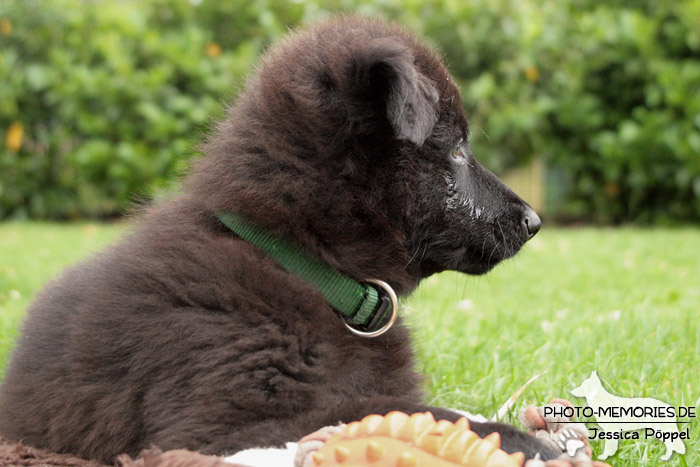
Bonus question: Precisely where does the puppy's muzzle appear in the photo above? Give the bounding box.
[521,205,541,241]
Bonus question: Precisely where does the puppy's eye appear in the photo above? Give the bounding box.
[452,139,465,160]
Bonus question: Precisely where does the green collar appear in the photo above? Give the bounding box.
[217,213,397,337]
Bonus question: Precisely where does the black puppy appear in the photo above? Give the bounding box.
[0,16,551,463]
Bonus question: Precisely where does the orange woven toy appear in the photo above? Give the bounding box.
[307,411,524,467]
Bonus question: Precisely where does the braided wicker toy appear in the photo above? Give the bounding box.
[305,411,524,467]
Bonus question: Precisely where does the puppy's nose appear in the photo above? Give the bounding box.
[522,206,541,240]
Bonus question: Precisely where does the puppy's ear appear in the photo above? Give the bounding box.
[348,38,439,145]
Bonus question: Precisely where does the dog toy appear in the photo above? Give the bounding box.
[295,411,525,466]
[296,401,613,467]
[519,399,611,467]
[118,401,613,467]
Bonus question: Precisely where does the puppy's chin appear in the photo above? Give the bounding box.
[457,244,524,275]
[452,255,503,276]
[420,241,523,277]
[419,258,497,278]
[456,262,497,276]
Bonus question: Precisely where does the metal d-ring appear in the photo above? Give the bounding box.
[344,278,398,338]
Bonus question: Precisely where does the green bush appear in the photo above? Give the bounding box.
[0,0,264,218]
[522,1,700,223]
[1,0,699,222]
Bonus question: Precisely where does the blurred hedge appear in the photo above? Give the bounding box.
[1,0,699,222]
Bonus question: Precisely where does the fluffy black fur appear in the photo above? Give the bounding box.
[0,16,551,463]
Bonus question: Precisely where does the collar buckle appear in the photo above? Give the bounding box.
[343,279,397,338]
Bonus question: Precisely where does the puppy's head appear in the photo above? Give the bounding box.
[192,16,540,294]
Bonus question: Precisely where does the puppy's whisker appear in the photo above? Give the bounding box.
[496,219,508,257]
[419,242,429,264]
[473,124,491,143]
[487,240,500,266]
[405,241,423,268]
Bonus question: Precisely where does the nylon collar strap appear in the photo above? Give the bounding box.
[217,213,397,337]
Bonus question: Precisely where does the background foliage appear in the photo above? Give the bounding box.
[1,0,699,222]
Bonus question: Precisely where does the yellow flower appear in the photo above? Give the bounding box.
[0,19,11,36]
[6,122,23,153]
[605,182,620,198]
[206,42,222,58]
[524,65,540,83]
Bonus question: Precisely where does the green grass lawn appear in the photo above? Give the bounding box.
[0,222,698,465]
